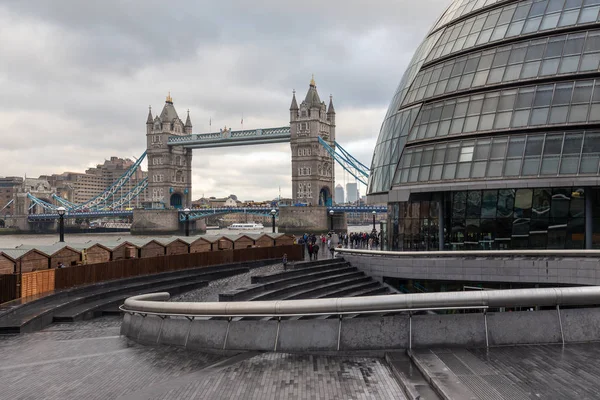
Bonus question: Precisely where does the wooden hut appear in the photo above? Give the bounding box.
[106,241,139,261]
[188,237,213,253]
[48,246,81,268]
[273,233,295,246]
[83,243,112,264]
[163,238,190,256]
[231,234,255,249]
[211,235,234,250]
[0,252,16,274]
[138,240,166,258]
[248,233,274,248]
[16,244,81,268]
[3,249,50,273]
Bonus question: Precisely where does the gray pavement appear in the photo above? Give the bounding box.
[0,316,404,400]
[412,345,600,399]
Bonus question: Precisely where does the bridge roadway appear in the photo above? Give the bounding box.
[25,205,387,221]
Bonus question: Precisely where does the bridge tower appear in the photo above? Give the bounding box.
[145,94,193,209]
[290,76,336,206]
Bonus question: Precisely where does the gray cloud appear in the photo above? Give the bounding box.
[0,0,451,200]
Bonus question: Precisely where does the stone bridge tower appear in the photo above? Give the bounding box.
[290,76,336,206]
[145,94,193,209]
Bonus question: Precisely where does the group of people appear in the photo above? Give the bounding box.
[340,232,380,250]
[295,230,381,260]
[297,233,335,260]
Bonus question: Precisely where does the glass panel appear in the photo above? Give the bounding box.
[497,189,515,218]
[514,188,533,218]
[482,190,498,218]
[491,138,508,158]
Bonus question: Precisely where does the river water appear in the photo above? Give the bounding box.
[0,225,374,248]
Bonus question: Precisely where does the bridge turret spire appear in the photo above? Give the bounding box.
[166,92,173,104]
[290,89,298,110]
[185,109,193,134]
[146,106,153,124]
[304,75,321,108]
[327,95,335,114]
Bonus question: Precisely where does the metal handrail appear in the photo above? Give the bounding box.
[335,248,600,257]
[120,287,600,318]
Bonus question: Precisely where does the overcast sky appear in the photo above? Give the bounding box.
[0,0,451,202]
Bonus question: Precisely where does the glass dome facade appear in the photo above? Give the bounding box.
[368,0,600,251]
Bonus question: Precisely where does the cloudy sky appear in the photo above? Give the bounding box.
[0,0,451,202]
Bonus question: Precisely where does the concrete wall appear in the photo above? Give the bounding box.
[131,209,180,235]
[278,206,347,234]
[342,253,600,286]
[122,306,600,351]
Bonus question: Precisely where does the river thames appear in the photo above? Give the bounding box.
[0,225,374,248]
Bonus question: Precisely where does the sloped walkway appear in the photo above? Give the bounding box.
[0,317,405,400]
[410,345,600,399]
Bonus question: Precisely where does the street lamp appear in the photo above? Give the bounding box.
[329,209,334,232]
[57,207,66,242]
[372,210,377,233]
[270,209,277,233]
[183,208,191,237]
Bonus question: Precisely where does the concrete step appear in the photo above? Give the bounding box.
[0,265,251,334]
[316,280,382,298]
[408,349,479,400]
[284,257,346,270]
[249,271,366,301]
[219,266,358,302]
[251,262,350,284]
[284,277,375,300]
[350,286,390,297]
[385,351,441,400]
[52,278,210,322]
[53,267,248,322]
[0,261,262,321]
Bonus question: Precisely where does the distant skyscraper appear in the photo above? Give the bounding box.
[346,182,358,204]
[335,184,344,204]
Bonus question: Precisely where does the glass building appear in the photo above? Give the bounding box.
[367,0,600,250]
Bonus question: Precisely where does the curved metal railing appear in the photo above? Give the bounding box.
[335,248,600,258]
[121,287,600,318]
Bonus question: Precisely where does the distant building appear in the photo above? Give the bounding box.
[43,156,147,205]
[0,177,23,216]
[346,183,358,204]
[335,184,344,204]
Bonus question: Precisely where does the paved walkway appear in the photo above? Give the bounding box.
[0,317,404,400]
[412,345,600,399]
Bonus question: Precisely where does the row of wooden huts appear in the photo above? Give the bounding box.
[0,233,295,274]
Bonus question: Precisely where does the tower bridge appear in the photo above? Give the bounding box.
[19,77,375,234]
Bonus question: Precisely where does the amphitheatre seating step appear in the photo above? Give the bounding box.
[52,278,212,322]
[0,262,260,321]
[251,262,350,284]
[52,267,248,322]
[0,265,251,334]
[248,271,366,301]
[284,257,346,270]
[350,286,390,297]
[220,266,358,302]
[314,280,382,299]
[282,276,374,300]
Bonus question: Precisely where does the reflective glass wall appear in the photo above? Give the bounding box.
[369,0,600,198]
[388,187,600,250]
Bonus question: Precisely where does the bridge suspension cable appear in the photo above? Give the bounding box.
[27,193,58,212]
[105,178,148,210]
[71,151,147,211]
[0,199,13,213]
[317,137,369,186]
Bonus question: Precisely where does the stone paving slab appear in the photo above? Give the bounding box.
[1,316,405,400]
[413,345,600,400]
[126,353,405,400]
